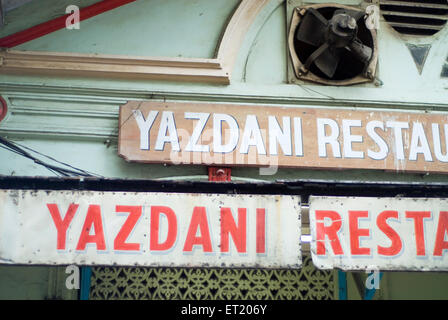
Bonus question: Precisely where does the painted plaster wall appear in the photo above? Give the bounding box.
[13,0,241,58]
[345,271,448,300]
[0,265,77,299]
[0,266,51,299]
[0,0,447,299]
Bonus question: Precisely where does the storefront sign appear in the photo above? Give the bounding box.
[119,101,448,174]
[309,196,448,271]
[0,190,301,268]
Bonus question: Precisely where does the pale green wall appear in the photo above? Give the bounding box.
[0,265,77,300]
[5,136,448,183]
[0,266,51,299]
[14,0,240,58]
[239,2,287,84]
[0,0,99,38]
[345,271,448,300]
[381,272,448,300]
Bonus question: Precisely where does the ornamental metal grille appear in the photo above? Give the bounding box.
[89,255,335,300]
[379,0,448,36]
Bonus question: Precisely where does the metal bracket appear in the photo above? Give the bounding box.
[80,267,92,300]
[338,271,348,300]
[208,167,231,182]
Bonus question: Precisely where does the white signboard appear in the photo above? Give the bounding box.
[0,190,301,268]
[309,196,448,271]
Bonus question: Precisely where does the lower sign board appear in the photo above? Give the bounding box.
[309,196,448,271]
[0,190,301,268]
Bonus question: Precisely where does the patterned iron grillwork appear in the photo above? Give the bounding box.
[89,255,335,300]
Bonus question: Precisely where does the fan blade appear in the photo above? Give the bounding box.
[296,8,328,47]
[347,39,373,64]
[314,47,342,78]
[333,8,365,21]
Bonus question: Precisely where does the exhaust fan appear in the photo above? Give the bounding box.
[288,4,378,86]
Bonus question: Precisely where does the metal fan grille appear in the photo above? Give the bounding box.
[380,0,448,36]
[293,6,374,81]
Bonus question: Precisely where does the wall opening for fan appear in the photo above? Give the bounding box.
[288,4,378,86]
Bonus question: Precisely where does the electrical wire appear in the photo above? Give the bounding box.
[0,143,70,177]
[11,139,102,177]
[0,135,103,178]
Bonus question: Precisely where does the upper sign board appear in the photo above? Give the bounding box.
[309,196,448,271]
[0,190,301,268]
[119,101,448,174]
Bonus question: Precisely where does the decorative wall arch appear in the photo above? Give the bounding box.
[0,0,270,84]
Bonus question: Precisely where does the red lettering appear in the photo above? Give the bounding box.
[150,206,177,251]
[220,208,247,253]
[76,204,106,251]
[349,210,370,255]
[114,205,142,251]
[256,208,266,254]
[183,207,212,252]
[377,210,402,256]
[315,210,343,255]
[434,211,448,256]
[47,203,79,250]
[406,211,431,256]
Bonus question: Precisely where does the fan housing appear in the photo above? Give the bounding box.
[288,4,378,86]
